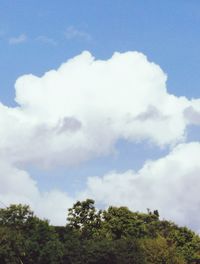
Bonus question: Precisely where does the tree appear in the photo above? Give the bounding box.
[141,236,186,263]
[0,225,25,264]
[67,199,102,239]
[1,201,200,263]
[101,206,159,239]
[0,204,34,229]
[0,204,64,264]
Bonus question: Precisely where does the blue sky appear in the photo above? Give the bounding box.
[1,0,200,228]
[1,0,200,105]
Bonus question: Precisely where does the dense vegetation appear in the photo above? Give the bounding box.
[0,199,200,263]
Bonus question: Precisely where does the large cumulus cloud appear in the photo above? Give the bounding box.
[1,51,200,228]
[1,51,199,167]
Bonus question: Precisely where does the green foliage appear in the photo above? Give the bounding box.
[153,219,200,262]
[101,206,159,240]
[0,204,33,228]
[141,236,186,263]
[67,199,102,239]
[0,204,63,264]
[23,218,64,264]
[0,200,200,263]
[0,226,25,264]
[80,238,144,264]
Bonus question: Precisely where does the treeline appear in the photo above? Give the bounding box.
[0,199,200,263]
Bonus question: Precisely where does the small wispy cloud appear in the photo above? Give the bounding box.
[65,26,91,41]
[9,34,27,45]
[36,35,57,45]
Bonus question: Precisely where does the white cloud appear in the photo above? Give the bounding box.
[1,51,200,228]
[65,26,91,41]
[0,160,74,225]
[36,35,57,45]
[81,142,200,231]
[9,34,27,44]
[2,141,200,229]
[0,50,198,168]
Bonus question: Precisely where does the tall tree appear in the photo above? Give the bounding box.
[67,199,102,239]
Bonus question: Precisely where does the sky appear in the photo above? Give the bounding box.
[1,0,200,230]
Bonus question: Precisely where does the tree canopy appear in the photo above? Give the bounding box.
[0,200,200,263]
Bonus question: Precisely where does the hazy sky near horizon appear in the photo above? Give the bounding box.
[1,0,200,230]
